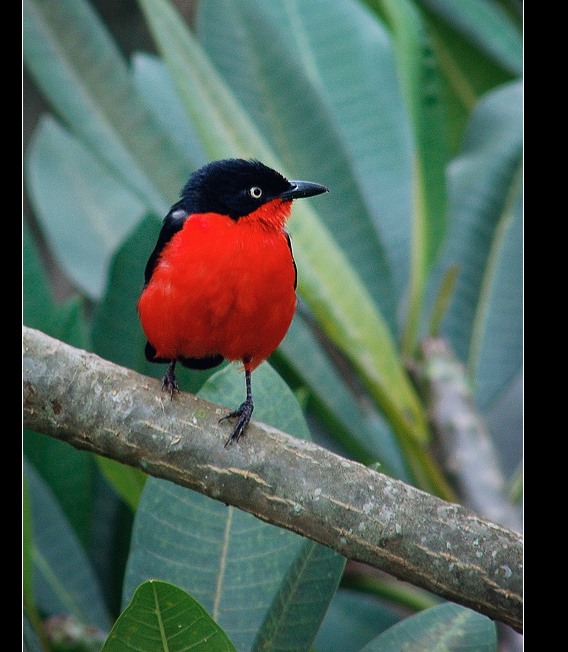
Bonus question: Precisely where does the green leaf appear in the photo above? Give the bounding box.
[23,475,35,615]
[23,221,57,331]
[314,589,401,651]
[507,461,523,505]
[24,431,97,548]
[371,0,449,355]
[471,179,522,409]
[23,221,90,349]
[417,0,523,75]
[96,457,147,512]
[252,541,345,651]
[124,480,305,651]
[428,264,460,337]
[24,458,112,632]
[438,81,522,410]
[360,602,496,651]
[87,475,136,621]
[23,0,189,211]
[23,611,44,652]
[485,371,522,478]
[417,0,520,152]
[123,364,339,651]
[103,580,236,652]
[26,117,147,299]
[48,298,90,350]
[92,214,160,374]
[132,53,209,171]
[138,0,263,161]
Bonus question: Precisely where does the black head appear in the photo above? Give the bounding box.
[179,158,328,220]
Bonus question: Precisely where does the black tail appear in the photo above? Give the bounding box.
[145,341,224,370]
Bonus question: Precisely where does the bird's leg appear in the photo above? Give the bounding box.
[162,360,179,398]
[221,369,254,446]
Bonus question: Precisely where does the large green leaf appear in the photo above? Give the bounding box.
[125,479,305,651]
[91,215,161,376]
[24,430,97,549]
[198,0,412,323]
[23,0,188,211]
[26,117,146,299]
[485,370,522,478]
[23,221,89,349]
[23,475,35,618]
[23,221,57,332]
[132,53,209,172]
[24,459,112,633]
[416,0,520,152]
[360,602,496,651]
[471,179,522,409]
[123,363,342,651]
[373,0,448,270]
[417,0,523,76]
[87,475,136,621]
[23,611,44,652]
[137,0,262,161]
[96,457,147,513]
[437,81,522,410]
[251,541,344,651]
[103,580,236,651]
[314,589,401,651]
[368,0,448,355]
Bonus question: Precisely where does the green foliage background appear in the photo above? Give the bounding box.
[23,0,522,650]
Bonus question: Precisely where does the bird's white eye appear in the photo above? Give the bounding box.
[249,186,263,199]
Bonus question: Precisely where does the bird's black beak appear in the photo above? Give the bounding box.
[280,180,329,201]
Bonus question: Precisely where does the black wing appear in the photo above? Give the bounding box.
[144,201,188,287]
[286,231,297,290]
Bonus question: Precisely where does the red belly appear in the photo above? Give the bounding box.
[138,212,297,371]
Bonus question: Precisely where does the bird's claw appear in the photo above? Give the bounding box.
[221,400,254,446]
[161,371,179,399]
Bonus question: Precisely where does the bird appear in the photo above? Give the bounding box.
[137,158,328,445]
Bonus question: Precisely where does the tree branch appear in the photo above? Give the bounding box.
[23,326,522,633]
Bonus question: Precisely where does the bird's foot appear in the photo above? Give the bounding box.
[220,399,254,446]
[161,363,179,399]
